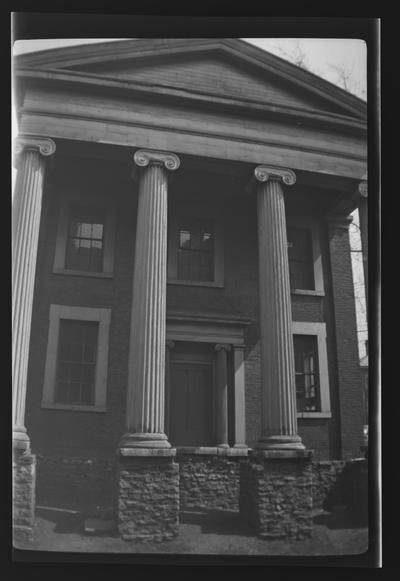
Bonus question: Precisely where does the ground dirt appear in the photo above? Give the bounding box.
[14,505,368,557]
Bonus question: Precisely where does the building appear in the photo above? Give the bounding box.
[12,38,368,543]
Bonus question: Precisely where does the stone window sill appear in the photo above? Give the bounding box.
[291,289,325,297]
[41,402,106,413]
[53,268,114,279]
[168,279,224,289]
[297,412,332,419]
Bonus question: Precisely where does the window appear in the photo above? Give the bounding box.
[42,305,111,412]
[65,207,105,272]
[286,221,324,295]
[55,320,99,405]
[288,227,314,290]
[168,214,224,287]
[294,335,319,412]
[292,322,331,418]
[178,220,214,282]
[53,196,116,278]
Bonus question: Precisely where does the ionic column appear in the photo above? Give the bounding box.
[215,343,231,448]
[358,179,368,310]
[120,150,180,449]
[12,135,56,451]
[254,165,304,450]
[233,344,247,449]
[165,340,175,439]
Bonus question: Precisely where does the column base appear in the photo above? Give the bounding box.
[116,453,179,542]
[13,426,31,452]
[239,451,313,540]
[256,434,305,451]
[119,432,171,449]
[13,448,36,545]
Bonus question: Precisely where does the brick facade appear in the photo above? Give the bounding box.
[25,159,364,464]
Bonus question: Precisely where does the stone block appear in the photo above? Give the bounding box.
[116,455,179,542]
[13,451,36,545]
[239,454,313,540]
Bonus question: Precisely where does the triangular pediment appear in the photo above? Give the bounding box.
[14,38,366,121]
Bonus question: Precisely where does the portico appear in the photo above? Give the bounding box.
[13,38,367,542]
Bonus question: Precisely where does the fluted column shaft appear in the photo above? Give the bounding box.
[12,135,56,450]
[121,150,180,449]
[254,165,304,450]
[165,340,175,439]
[215,344,231,448]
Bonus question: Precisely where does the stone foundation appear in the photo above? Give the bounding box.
[117,450,179,542]
[240,451,313,540]
[178,452,245,511]
[13,450,36,544]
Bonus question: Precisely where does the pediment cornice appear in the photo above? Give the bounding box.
[14,38,367,122]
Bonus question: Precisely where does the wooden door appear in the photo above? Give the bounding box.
[169,361,214,446]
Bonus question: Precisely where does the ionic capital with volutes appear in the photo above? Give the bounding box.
[254,165,296,186]
[215,343,232,353]
[14,135,56,158]
[133,149,180,172]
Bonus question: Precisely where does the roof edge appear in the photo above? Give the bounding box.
[13,38,366,119]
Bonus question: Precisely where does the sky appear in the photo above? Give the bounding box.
[11,37,368,358]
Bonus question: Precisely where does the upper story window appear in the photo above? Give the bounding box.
[178,220,214,282]
[53,195,116,278]
[65,206,105,272]
[286,220,325,296]
[287,227,314,290]
[168,212,224,288]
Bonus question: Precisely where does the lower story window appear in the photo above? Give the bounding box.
[41,305,111,412]
[55,320,99,405]
[292,321,331,418]
[294,335,319,412]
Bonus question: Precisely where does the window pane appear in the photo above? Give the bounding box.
[55,320,98,406]
[177,219,214,282]
[294,335,319,412]
[179,229,191,249]
[91,223,104,240]
[65,206,105,272]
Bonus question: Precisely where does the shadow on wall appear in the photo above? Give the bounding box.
[313,459,368,526]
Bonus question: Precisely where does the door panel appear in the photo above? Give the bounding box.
[169,362,214,446]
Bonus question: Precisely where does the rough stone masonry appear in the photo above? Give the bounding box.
[240,452,314,540]
[13,450,36,543]
[117,455,180,542]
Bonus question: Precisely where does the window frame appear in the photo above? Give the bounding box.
[53,195,116,278]
[292,321,331,419]
[168,212,224,288]
[41,304,111,412]
[286,219,325,296]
